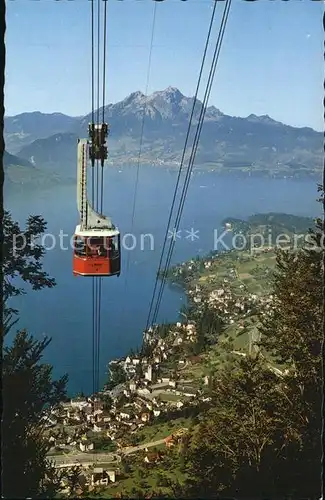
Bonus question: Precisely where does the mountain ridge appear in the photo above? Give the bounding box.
[4,87,323,181]
[3,150,64,191]
[5,87,319,132]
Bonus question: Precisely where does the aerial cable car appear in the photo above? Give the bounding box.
[73,123,121,277]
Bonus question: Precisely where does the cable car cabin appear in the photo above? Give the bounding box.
[73,226,120,277]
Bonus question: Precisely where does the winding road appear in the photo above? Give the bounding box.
[48,452,121,468]
[120,438,166,455]
[48,438,167,468]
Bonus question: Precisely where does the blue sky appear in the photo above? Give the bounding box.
[5,0,323,130]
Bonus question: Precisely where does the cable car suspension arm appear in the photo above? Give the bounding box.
[77,138,113,230]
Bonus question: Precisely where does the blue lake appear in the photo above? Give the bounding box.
[5,167,320,395]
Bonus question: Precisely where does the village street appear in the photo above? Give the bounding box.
[49,437,168,467]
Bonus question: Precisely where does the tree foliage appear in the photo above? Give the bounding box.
[2,210,56,335]
[2,332,69,498]
[106,363,127,389]
[183,356,307,497]
[2,211,68,498]
[177,186,323,498]
[63,465,84,497]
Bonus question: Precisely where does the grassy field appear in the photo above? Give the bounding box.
[179,317,265,382]
[194,248,277,297]
[99,433,187,497]
[99,463,186,498]
[157,393,183,403]
[179,249,279,381]
[136,417,192,444]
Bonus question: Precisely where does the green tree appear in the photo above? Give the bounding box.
[138,467,145,479]
[64,465,83,497]
[138,479,148,489]
[135,361,144,378]
[194,304,224,352]
[120,458,131,474]
[3,331,68,498]
[182,355,301,497]
[155,471,170,487]
[92,434,115,452]
[101,393,113,411]
[257,186,324,496]
[129,433,141,446]
[179,187,323,498]
[130,486,146,498]
[2,210,56,334]
[2,211,68,498]
[106,363,127,389]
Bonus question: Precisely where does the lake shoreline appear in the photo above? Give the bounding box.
[7,171,319,395]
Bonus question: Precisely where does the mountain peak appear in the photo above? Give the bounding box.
[247,113,280,126]
[123,90,145,104]
[149,87,184,102]
[4,87,322,182]
[164,86,183,96]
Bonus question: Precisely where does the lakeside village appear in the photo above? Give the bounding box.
[42,239,279,491]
